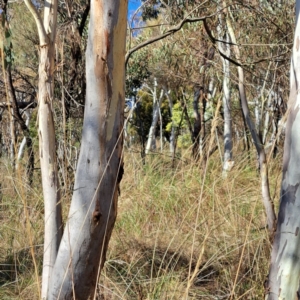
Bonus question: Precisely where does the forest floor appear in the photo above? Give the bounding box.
[0,144,282,299]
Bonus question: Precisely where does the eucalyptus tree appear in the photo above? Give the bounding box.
[23,0,62,297]
[145,79,164,154]
[23,0,127,298]
[224,4,276,233]
[217,8,233,174]
[47,0,127,298]
[265,1,300,297]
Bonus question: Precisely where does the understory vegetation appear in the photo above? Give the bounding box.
[0,0,295,298]
[0,143,282,299]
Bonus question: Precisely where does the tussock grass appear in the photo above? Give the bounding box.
[102,146,282,299]
[0,145,282,299]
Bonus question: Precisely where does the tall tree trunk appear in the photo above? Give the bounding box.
[217,10,233,173]
[48,1,127,298]
[221,48,233,172]
[225,5,276,233]
[266,2,300,298]
[24,0,62,297]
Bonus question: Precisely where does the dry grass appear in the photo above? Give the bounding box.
[0,145,282,299]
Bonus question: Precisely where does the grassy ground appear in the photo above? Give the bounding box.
[0,145,282,299]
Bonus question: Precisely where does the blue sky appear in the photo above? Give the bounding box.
[128,0,141,16]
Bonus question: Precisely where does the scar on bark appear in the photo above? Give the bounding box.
[92,200,101,225]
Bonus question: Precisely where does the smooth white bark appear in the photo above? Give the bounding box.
[266,2,300,298]
[24,0,62,298]
[145,81,164,154]
[16,111,30,163]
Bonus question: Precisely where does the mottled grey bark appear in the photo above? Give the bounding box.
[47,1,127,299]
[266,2,300,298]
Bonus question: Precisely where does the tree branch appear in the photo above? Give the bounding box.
[203,19,243,67]
[23,0,48,45]
[78,0,90,37]
[125,12,218,67]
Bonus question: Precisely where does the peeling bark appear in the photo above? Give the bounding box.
[47,1,127,298]
[24,0,62,297]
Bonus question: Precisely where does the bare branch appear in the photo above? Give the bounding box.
[125,12,219,66]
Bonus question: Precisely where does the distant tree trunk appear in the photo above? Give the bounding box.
[145,81,164,154]
[221,48,233,172]
[164,87,176,155]
[159,98,163,152]
[265,2,300,298]
[262,92,272,145]
[226,7,276,233]
[199,89,206,158]
[180,89,194,139]
[192,85,201,159]
[17,111,30,162]
[217,11,233,173]
[8,95,16,168]
[48,1,127,298]
[193,46,214,161]
[24,0,62,297]
[254,97,262,138]
[136,100,146,163]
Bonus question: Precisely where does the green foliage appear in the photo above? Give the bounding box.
[0,12,14,69]
[141,0,160,21]
[126,49,151,97]
[28,110,37,139]
[128,89,172,145]
[177,132,191,149]
[10,2,38,73]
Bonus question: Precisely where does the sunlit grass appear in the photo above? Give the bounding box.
[0,144,282,299]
